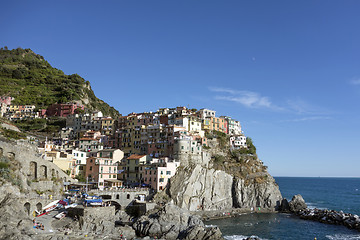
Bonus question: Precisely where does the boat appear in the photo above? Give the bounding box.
[89,202,102,206]
[54,212,66,220]
[41,200,60,213]
[64,203,78,209]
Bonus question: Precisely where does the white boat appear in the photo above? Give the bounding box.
[64,203,78,209]
[54,212,66,220]
[89,202,102,206]
[42,200,60,212]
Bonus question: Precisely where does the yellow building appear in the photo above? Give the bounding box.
[101,117,116,136]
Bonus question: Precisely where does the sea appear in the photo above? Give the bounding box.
[205,177,360,240]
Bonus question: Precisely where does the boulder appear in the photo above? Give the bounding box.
[132,203,223,240]
[279,198,290,212]
[289,194,307,212]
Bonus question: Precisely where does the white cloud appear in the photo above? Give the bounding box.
[209,87,282,110]
[281,116,332,122]
[350,78,360,85]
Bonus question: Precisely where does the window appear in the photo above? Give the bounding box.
[89,166,92,171]
[166,171,171,175]
[113,175,116,178]
[159,178,164,182]
[81,153,83,157]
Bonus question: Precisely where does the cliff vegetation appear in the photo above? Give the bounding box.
[0,47,120,117]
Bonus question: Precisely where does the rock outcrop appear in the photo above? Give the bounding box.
[168,165,233,211]
[168,164,282,212]
[132,203,223,240]
[232,173,282,209]
[288,194,307,212]
[167,137,283,212]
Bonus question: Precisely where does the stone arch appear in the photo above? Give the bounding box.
[127,194,130,199]
[0,147,3,157]
[105,201,121,211]
[30,161,37,180]
[24,202,30,216]
[7,152,15,161]
[101,195,112,200]
[39,165,47,180]
[116,194,120,199]
[36,202,42,212]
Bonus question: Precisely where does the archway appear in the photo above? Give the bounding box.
[39,165,47,180]
[30,161,37,180]
[7,152,15,161]
[101,195,112,200]
[36,202,42,212]
[105,200,121,211]
[24,202,30,216]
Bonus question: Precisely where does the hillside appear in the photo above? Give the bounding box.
[0,47,120,117]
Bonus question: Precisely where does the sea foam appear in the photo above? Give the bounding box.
[224,235,267,240]
[326,234,360,240]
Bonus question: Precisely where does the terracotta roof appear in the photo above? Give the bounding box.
[127,154,146,160]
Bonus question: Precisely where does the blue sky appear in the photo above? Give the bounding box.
[2,1,360,177]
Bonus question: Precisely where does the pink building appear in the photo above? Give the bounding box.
[142,160,180,191]
[0,96,13,105]
[85,156,122,190]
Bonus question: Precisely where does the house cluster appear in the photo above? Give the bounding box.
[2,96,248,192]
[0,95,84,120]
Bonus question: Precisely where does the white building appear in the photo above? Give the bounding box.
[230,135,247,149]
[197,108,216,119]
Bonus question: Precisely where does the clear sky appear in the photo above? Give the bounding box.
[2,1,360,177]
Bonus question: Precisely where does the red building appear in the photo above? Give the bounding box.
[46,103,84,117]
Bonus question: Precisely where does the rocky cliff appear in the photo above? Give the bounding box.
[167,138,282,212]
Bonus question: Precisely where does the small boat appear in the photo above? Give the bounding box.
[65,203,78,209]
[42,200,60,213]
[89,202,102,206]
[54,212,66,220]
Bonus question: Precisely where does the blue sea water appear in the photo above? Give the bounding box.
[205,177,360,240]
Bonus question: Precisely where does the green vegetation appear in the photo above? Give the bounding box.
[0,47,120,117]
[0,162,9,169]
[75,174,86,182]
[0,127,27,140]
[14,117,66,134]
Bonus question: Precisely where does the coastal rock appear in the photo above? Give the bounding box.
[168,164,282,211]
[289,194,307,212]
[232,174,282,210]
[279,198,290,212]
[132,202,223,239]
[168,164,233,211]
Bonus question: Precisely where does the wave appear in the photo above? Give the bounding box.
[205,224,217,228]
[326,234,360,240]
[306,202,327,210]
[224,235,267,240]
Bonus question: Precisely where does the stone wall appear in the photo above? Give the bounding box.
[0,138,74,194]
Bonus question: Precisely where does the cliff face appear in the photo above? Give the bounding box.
[167,139,282,212]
